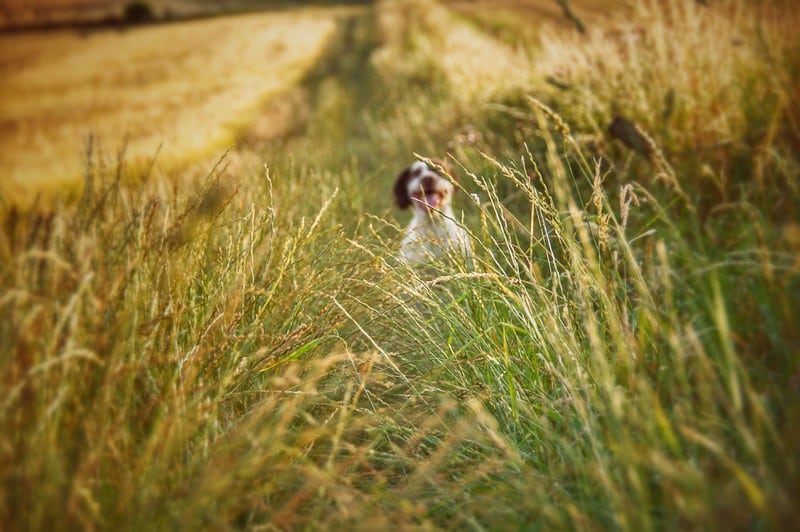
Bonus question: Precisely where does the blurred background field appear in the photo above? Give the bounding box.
[0,0,615,204]
[0,0,366,28]
[0,6,345,203]
[1,0,799,529]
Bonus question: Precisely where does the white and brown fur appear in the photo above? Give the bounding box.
[394,159,472,265]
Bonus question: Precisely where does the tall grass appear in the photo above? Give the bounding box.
[2,0,799,528]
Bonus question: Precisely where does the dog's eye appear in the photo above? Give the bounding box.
[411,167,422,178]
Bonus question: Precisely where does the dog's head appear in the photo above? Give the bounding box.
[393,159,455,213]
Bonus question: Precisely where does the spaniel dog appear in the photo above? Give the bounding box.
[394,159,472,265]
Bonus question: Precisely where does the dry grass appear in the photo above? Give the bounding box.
[1,0,799,529]
[0,8,340,205]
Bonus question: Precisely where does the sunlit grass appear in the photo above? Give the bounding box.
[1,0,798,529]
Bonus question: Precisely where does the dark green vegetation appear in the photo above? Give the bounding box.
[1,0,798,529]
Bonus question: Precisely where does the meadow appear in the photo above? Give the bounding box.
[1,0,799,529]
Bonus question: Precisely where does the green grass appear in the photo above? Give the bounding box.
[2,0,799,529]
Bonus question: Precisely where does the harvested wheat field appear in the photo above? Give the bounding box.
[0,7,340,203]
[1,0,799,529]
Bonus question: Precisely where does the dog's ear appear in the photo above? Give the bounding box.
[393,167,413,209]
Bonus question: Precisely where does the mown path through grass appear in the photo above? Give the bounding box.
[228,0,529,222]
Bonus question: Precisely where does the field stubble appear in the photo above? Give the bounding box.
[0,7,345,204]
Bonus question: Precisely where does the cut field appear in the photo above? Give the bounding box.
[0,7,342,203]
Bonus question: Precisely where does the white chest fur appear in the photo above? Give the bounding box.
[400,207,472,265]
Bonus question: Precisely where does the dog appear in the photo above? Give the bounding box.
[393,159,472,265]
